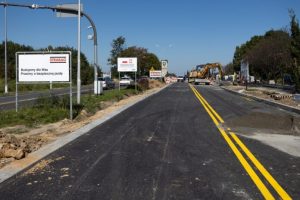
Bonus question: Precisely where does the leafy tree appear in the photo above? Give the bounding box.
[107,36,126,78]
[245,30,292,81]
[232,35,263,72]
[119,46,160,76]
[166,72,177,77]
[223,62,234,75]
[108,36,161,78]
[0,41,33,80]
[290,10,300,90]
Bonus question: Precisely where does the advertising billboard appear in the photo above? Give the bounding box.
[117,57,137,72]
[17,53,70,82]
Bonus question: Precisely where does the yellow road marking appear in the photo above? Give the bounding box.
[190,86,224,123]
[189,84,292,199]
[189,85,274,199]
[230,132,292,200]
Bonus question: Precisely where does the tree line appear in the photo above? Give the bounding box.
[226,10,300,90]
[0,41,96,85]
[107,36,161,78]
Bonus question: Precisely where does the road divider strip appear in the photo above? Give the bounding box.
[189,84,291,200]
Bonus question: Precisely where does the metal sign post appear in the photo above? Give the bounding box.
[119,72,121,92]
[135,72,137,93]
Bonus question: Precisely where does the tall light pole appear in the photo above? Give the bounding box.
[0,2,99,99]
[88,25,98,93]
[77,0,81,103]
[4,0,8,94]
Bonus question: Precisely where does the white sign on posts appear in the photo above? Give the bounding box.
[17,53,70,82]
[150,70,162,78]
[117,57,137,72]
[16,52,72,120]
[240,60,249,80]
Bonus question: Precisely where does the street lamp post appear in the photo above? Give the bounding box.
[4,0,8,94]
[77,0,81,103]
[88,26,98,94]
[0,2,99,102]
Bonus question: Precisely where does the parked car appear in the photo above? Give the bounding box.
[120,77,133,86]
[98,77,115,89]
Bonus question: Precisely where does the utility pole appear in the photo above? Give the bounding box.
[4,0,8,93]
[0,2,99,101]
[77,0,81,103]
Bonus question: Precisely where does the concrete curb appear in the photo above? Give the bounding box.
[0,84,170,184]
[221,86,300,115]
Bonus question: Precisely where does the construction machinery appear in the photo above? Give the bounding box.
[189,62,223,85]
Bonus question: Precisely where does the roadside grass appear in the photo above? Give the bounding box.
[0,79,71,96]
[0,88,139,129]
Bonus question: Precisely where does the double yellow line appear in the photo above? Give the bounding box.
[189,84,292,200]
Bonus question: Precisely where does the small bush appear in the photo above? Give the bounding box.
[138,78,149,91]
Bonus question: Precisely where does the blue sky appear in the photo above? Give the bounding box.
[1,0,300,75]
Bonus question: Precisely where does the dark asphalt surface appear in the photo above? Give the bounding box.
[0,83,299,199]
[0,85,93,110]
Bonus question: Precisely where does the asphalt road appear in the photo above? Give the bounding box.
[0,83,299,199]
[0,85,93,110]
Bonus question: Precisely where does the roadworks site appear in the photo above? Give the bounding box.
[0,80,165,169]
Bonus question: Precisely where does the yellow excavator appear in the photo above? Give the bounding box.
[189,62,223,85]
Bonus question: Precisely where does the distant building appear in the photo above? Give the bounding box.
[161,60,168,77]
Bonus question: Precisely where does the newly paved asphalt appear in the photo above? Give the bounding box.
[0,83,299,199]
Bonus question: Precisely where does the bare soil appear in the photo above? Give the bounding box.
[0,81,165,169]
[225,85,300,107]
[223,85,300,136]
[223,84,300,157]
[225,111,300,136]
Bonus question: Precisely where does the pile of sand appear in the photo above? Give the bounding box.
[149,79,165,89]
[0,131,48,167]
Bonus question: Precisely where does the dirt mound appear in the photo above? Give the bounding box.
[225,112,300,136]
[149,80,165,89]
[0,131,48,167]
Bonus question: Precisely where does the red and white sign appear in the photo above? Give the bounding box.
[117,57,137,72]
[17,53,70,82]
[149,70,162,78]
